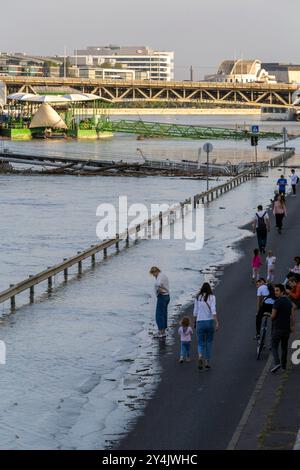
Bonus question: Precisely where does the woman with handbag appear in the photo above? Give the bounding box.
[193,282,219,370]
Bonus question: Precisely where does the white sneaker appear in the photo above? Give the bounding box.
[271,363,281,373]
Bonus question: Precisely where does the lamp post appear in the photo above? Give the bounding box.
[283,126,287,174]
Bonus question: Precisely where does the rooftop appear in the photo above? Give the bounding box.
[217,59,261,75]
[75,45,172,56]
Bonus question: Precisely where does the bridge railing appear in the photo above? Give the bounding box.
[1,75,298,91]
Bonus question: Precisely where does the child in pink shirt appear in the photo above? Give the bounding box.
[252,248,262,282]
[178,316,193,363]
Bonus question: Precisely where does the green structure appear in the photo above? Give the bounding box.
[0,128,32,140]
[96,119,280,140]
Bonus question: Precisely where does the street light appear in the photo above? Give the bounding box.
[203,142,213,191]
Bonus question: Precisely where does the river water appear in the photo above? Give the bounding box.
[0,114,299,449]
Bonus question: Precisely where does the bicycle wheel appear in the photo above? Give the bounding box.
[256,328,266,360]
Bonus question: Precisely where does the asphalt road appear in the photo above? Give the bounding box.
[119,191,300,450]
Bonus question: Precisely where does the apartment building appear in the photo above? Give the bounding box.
[72,45,174,81]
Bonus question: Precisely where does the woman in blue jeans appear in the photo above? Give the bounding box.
[150,266,170,338]
[193,282,219,369]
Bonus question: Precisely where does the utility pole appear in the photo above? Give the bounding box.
[203,143,213,191]
[283,126,287,174]
[255,143,258,167]
[197,148,201,169]
[250,125,259,171]
[64,45,67,78]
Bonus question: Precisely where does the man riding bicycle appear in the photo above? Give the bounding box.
[255,278,276,339]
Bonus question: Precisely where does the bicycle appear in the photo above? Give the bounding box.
[256,312,271,360]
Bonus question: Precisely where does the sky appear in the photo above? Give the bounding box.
[0,0,299,79]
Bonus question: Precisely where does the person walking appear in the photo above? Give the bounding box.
[273,194,287,234]
[193,282,219,370]
[277,174,288,195]
[266,250,276,283]
[270,284,296,373]
[150,266,170,338]
[252,205,270,254]
[252,248,262,282]
[178,317,193,363]
[289,169,299,196]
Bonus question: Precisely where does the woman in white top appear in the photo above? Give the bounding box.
[150,266,170,338]
[193,282,219,370]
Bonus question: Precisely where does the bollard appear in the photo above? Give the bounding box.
[126,228,130,247]
[159,212,163,232]
[63,258,68,281]
[47,267,52,291]
[115,234,120,252]
[10,284,15,311]
[181,203,185,217]
[29,275,34,303]
[77,252,82,274]
[135,224,141,243]
[90,245,96,265]
[147,219,152,239]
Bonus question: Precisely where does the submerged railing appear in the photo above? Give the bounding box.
[0,151,294,313]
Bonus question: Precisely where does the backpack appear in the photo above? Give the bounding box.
[264,283,276,302]
[262,284,276,313]
[256,212,267,230]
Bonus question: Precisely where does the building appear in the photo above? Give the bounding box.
[72,45,174,81]
[205,59,277,84]
[77,66,147,81]
[262,63,300,84]
[0,52,61,77]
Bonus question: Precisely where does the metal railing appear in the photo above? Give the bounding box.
[0,151,294,312]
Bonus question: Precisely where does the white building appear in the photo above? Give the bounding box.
[205,59,277,84]
[77,66,146,81]
[71,46,174,81]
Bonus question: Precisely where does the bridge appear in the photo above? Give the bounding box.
[1,76,300,109]
[96,119,280,140]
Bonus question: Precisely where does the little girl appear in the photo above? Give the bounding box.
[252,248,262,282]
[178,316,193,363]
[266,250,276,283]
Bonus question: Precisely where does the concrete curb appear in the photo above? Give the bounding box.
[227,355,272,450]
[294,428,300,450]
